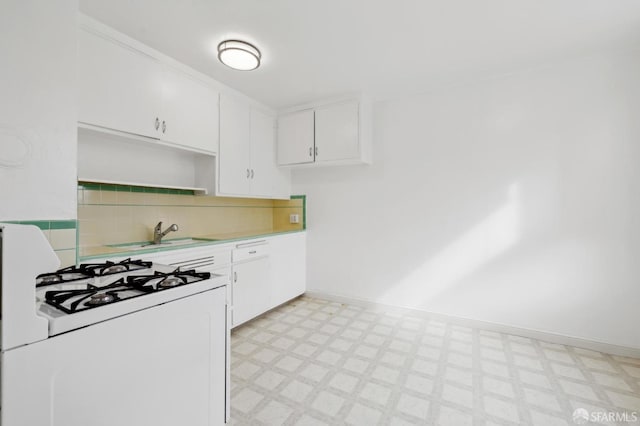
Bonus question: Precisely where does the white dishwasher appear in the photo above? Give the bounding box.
[231,240,271,328]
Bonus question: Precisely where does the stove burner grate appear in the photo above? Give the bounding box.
[85,292,119,306]
[127,269,210,292]
[42,269,211,314]
[44,279,131,314]
[36,265,91,287]
[81,258,152,277]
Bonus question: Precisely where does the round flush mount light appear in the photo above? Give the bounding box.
[217,40,261,71]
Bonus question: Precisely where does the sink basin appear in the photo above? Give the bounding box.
[108,238,218,251]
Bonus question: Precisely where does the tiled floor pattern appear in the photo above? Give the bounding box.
[230,296,640,425]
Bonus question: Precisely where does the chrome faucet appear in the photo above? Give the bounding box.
[153,222,179,245]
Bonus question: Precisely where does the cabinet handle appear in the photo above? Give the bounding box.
[155,117,160,130]
[251,169,254,179]
[236,240,267,248]
[162,120,166,133]
[246,169,250,178]
[315,146,318,157]
[234,271,237,283]
[309,147,312,157]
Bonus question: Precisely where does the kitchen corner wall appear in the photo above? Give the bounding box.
[0,0,77,221]
[77,183,304,256]
[293,50,640,350]
[1,220,77,267]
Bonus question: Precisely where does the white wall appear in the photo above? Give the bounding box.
[293,51,640,350]
[0,0,78,220]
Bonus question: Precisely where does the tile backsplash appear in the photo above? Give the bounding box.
[78,182,305,254]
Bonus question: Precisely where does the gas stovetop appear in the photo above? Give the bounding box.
[35,258,227,336]
[36,258,152,287]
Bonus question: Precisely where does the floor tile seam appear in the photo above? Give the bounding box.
[294,303,382,419]
[279,369,344,423]
[347,393,397,421]
[426,320,456,425]
[471,326,488,424]
[375,319,426,423]
[542,355,613,371]
[381,319,432,424]
[528,338,580,422]
[599,352,640,395]
[501,331,535,425]
[436,398,487,420]
[565,345,621,412]
[509,359,549,374]
[591,381,638,395]
[258,380,344,425]
[563,391,631,412]
[352,325,403,419]
[230,389,270,420]
[554,372,631,392]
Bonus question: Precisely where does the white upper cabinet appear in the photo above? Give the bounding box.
[77,16,289,198]
[218,94,251,196]
[78,29,163,139]
[315,101,360,163]
[250,109,278,197]
[277,98,371,167]
[277,110,315,165]
[218,94,291,199]
[78,25,218,155]
[160,66,219,154]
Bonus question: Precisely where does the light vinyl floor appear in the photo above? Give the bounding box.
[230,296,640,426]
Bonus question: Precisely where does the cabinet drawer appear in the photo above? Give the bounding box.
[233,240,269,262]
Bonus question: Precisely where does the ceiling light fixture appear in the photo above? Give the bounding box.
[217,40,261,71]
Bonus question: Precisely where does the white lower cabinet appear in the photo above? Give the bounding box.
[231,232,306,328]
[95,232,306,330]
[232,255,271,327]
[269,232,306,306]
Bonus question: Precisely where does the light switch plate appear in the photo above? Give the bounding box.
[289,214,300,224]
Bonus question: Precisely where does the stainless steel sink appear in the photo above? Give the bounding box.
[109,238,218,251]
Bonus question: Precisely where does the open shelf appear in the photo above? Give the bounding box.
[77,178,208,195]
[78,126,216,196]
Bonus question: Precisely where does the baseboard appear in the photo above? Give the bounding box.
[304,290,640,359]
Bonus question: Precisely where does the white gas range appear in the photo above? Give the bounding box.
[0,224,229,426]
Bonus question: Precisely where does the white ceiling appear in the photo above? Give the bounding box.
[79,0,640,109]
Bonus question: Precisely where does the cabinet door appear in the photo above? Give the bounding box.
[257,111,291,199]
[219,94,251,196]
[232,257,271,327]
[270,159,292,200]
[161,66,219,154]
[314,101,359,163]
[277,109,315,165]
[78,29,163,138]
[250,109,290,198]
[269,233,306,310]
